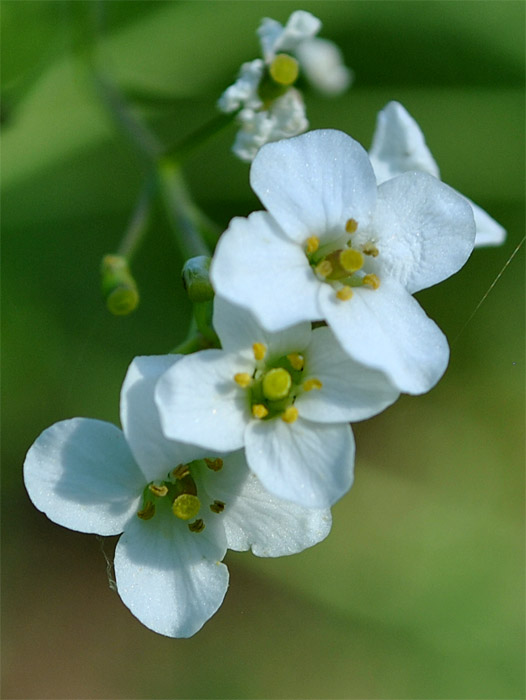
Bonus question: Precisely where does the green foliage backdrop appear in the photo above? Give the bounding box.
[2,2,524,698]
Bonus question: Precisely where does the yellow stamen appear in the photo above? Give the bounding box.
[234,372,252,388]
[269,53,299,86]
[262,368,292,401]
[336,286,353,301]
[282,406,299,423]
[137,501,155,520]
[253,342,267,361]
[204,458,223,472]
[305,236,320,254]
[345,218,358,234]
[303,378,323,391]
[363,274,381,290]
[339,248,364,273]
[210,500,225,514]
[188,519,205,533]
[148,483,168,498]
[252,404,269,419]
[315,260,333,278]
[363,243,379,257]
[171,464,190,480]
[172,493,201,521]
[287,353,305,371]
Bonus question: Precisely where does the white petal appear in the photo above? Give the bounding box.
[155,350,249,452]
[120,356,211,482]
[213,296,311,359]
[295,37,353,95]
[245,417,354,508]
[250,130,377,244]
[469,198,507,247]
[369,101,440,183]
[297,326,400,422]
[208,450,332,556]
[258,11,321,60]
[217,59,263,113]
[115,515,228,638]
[319,279,450,395]
[210,210,321,331]
[373,171,476,293]
[24,418,143,536]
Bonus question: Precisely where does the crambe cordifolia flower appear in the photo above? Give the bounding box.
[24,355,331,637]
[211,129,476,395]
[218,11,351,161]
[369,101,506,247]
[155,298,399,509]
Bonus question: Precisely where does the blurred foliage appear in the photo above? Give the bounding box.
[1,1,524,698]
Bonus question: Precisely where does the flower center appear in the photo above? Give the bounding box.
[234,344,322,423]
[137,458,226,533]
[304,218,381,301]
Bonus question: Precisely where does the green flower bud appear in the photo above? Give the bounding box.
[182,256,214,303]
[101,255,139,316]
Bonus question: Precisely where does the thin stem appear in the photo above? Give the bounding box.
[117,174,156,260]
[163,110,237,164]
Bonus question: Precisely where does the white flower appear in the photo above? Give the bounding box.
[24,355,331,638]
[155,298,399,509]
[210,129,477,395]
[218,11,351,161]
[369,101,506,247]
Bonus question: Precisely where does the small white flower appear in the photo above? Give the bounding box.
[219,11,351,161]
[24,355,331,638]
[210,129,477,395]
[369,101,506,247]
[155,298,399,509]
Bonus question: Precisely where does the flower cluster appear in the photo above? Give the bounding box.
[218,10,352,161]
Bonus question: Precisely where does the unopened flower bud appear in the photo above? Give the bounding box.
[101,255,139,316]
[182,256,214,303]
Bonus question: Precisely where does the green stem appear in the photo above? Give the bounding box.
[162,110,237,164]
[117,174,156,260]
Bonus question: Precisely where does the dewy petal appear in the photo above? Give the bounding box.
[372,171,476,294]
[369,101,440,183]
[24,418,143,536]
[245,417,354,508]
[115,515,228,638]
[250,130,377,244]
[319,279,450,395]
[120,356,210,482]
[210,210,320,331]
[295,37,353,95]
[297,326,400,422]
[210,450,332,557]
[155,350,250,452]
[213,296,311,359]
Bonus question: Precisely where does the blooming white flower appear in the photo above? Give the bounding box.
[210,129,477,395]
[155,298,400,509]
[24,355,331,638]
[218,11,352,161]
[369,101,506,247]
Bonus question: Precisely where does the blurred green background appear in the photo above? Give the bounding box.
[2,1,524,698]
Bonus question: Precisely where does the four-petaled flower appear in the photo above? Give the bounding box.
[211,129,476,395]
[24,355,331,637]
[155,298,399,509]
[368,101,506,247]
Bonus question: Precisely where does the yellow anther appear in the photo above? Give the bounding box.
[345,218,358,234]
[262,368,292,401]
[172,493,201,521]
[315,260,333,278]
[210,500,225,514]
[363,274,381,290]
[339,248,364,273]
[252,404,269,419]
[303,378,323,391]
[287,353,305,371]
[234,372,252,388]
[269,53,300,86]
[305,236,320,254]
[363,243,379,257]
[172,464,190,480]
[253,342,267,361]
[148,483,168,498]
[282,406,299,423]
[137,501,155,520]
[204,457,223,472]
[336,286,353,301]
[188,518,205,533]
